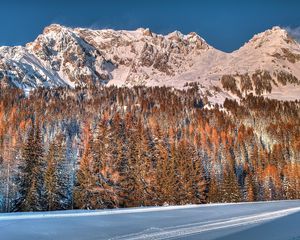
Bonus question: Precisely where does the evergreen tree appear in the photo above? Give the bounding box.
[93,119,117,208]
[208,173,220,203]
[244,173,256,202]
[191,152,207,204]
[119,123,145,207]
[73,126,95,209]
[164,141,178,205]
[18,120,45,211]
[45,134,70,211]
[220,167,242,203]
[175,139,194,204]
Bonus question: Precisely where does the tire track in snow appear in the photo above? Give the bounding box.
[110,207,300,240]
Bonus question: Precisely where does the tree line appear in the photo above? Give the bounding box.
[0,86,299,212]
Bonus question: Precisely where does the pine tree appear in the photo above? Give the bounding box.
[153,125,170,205]
[244,173,256,202]
[18,122,35,207]
[220,167,242,203]
[92,119,118,208]
[18,120,45,211]
[45,134,70,211]
[45,141,58,210]
[208,173,220,203]
[73,125,95,209]
[175,139,195,204]
[22,178,40,212]
[191,152,207,204]
[164,141,178,205]
[119,122,144,207]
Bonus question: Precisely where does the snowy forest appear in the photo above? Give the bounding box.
[0,85,299,212]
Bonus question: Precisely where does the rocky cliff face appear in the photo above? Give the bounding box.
[0,24,300,103]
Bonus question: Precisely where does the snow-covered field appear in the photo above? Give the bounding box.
[0,200,299,240]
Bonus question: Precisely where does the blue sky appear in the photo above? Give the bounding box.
[1,0,300,52]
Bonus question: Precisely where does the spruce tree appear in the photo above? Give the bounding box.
[244,173,256,202]
[18,120,45,211]
[93,120,117,209]
[73,127,95,209]
[164,141,178,205]
[120,125,145,207]
[220,167,242,203]
[191,152,207,204]
[45,134,70,211]
[208,173,220,203]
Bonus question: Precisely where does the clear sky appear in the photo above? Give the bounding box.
[1,0,300,52]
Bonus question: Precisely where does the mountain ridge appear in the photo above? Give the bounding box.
[0,24,300,103]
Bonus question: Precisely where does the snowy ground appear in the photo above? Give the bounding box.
[0,200,300,240]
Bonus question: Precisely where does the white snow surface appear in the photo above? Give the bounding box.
[1,25,300,104]
[0,200,300,240]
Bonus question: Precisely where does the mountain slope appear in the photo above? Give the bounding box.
[0,25,299,103]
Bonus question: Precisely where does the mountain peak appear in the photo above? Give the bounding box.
[270,26,286,32]
[251,26,288,43]
[167,30,184,40]
[43,24,69,34]
[237,26,297,53]
[135,27,153,36]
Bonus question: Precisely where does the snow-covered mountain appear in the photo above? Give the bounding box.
[0,24,300,103]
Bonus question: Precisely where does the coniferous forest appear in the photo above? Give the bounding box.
[0,85,299,212]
